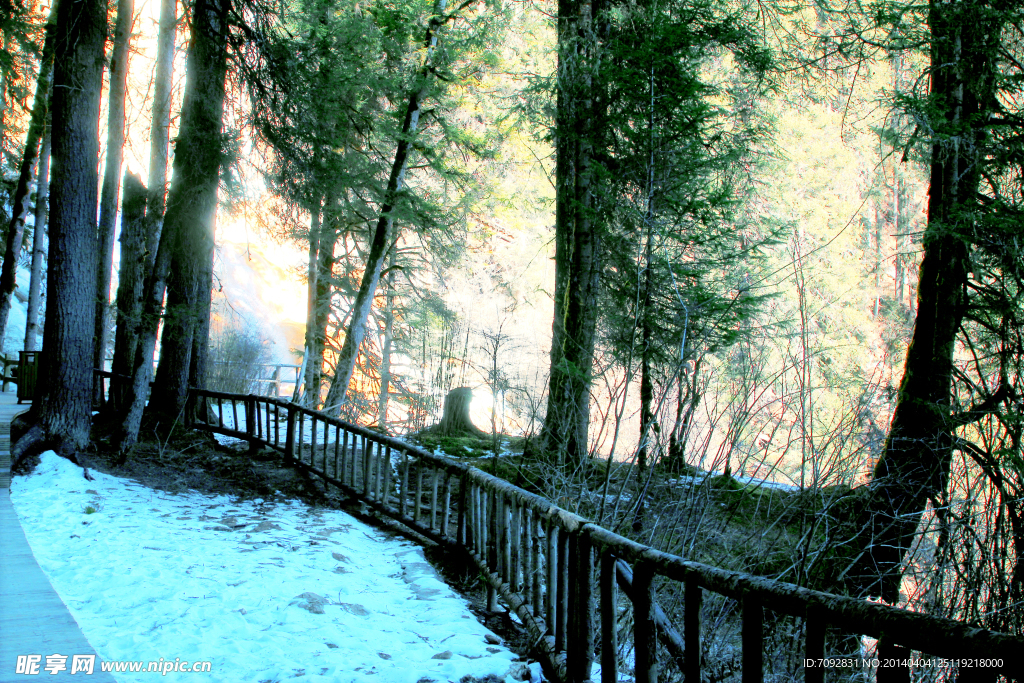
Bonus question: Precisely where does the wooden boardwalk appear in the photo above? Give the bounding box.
[0,394,116,682]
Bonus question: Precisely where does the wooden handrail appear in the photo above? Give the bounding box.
[186,388,1024,683]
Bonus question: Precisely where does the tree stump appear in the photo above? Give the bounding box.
[434,387,487,437]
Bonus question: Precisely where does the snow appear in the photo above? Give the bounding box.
[732,473,799,492]
[10,451,542,683]
[2,263,33,361]
[666,472,799,493]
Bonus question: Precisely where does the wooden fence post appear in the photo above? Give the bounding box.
[804,601,824,683]
[509,499,521,593]
[567,530,594,683]
[600,551,618,683]
[634,562,658,683]
[245,395,257,452]
[488,488,498,571]
[531,515,542,620]
[284,403,297,462]
[685,579,702,682]
[557,529,569,653]
[399,450,409,518]
[414,464,423,523]
[381,445,393,508]
[547,523,558,637]
[499,496,510,585]
[457,475,467,545]
[742,596,763,683]
[363,436,372,497]
[441,473,451,538]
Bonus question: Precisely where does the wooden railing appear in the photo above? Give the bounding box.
[189,389,1023,683]
[208,361,301,398]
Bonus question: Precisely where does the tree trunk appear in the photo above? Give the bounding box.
[434,387,485,437]
[635,221,654,531]
[306,218,336,408]
[540,0,605,467]
[0,33,7,172]
[0,2,58,350]
[93,0,135,387]
[114,0,229,453]
[322,0,448,414]
[112,209,173,455]
[377,262,395,432]
[667,358,700,471]
[147,0,231,424]
[104,0,173,397]
[109,171,147,409]
[190,230,214,394]
[634,69,658,529]
[19,0,105,459]
[849,0,1000,603]
[24,126,50,352]
[300,197,322,406]
[144,0,177,264]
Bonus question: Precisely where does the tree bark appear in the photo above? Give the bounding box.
[377,261,395,432]
[849,0,1001,603]
[24,126,50,351]
[635,219,654,531]
[107,0,174,396]
[25,0,105,457]
[144,0,177,263]
[540,0,605,467]
[190,227,215,393]
[109,170,146,408]
[0,33,7,172]
[322,0,448,414]
[147,0,230,423]
[114,0,230,453]
[300,197,322,406]
[306,210,337,407]
[93,0,136,384]
[0,2,58,350]
[112,208,173,456]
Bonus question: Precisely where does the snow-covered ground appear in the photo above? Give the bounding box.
[11,452,541,683]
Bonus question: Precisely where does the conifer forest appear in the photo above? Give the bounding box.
[2,0,1024,676]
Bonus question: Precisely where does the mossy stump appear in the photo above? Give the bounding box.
[432,387,487,437]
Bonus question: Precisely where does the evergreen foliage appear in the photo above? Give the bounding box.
[248,0,510,417]
[800,0,1024,627]
[539,0,775,468]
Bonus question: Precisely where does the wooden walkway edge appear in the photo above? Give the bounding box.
[0,394,116,682]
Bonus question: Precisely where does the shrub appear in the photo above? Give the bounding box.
[208,315,273,394]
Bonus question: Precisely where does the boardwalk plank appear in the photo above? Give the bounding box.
[0,394,117,683]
